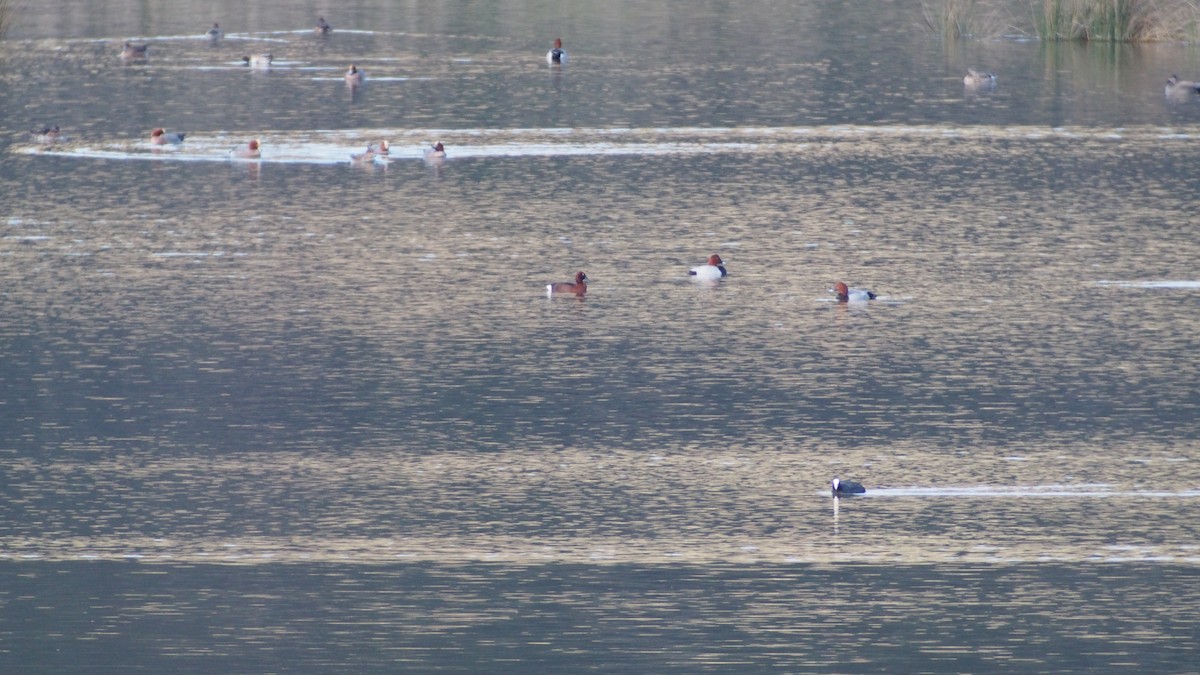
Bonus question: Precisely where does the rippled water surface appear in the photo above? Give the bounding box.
[3,0,1200,671]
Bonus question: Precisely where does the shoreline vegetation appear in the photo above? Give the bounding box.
[923,0,1200,42]
[1,1,1196,44]
[0,0,19,40]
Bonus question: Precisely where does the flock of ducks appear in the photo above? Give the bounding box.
[34,17,472,163]
[965,67,1200,103]
[548,254,876,306]
[548,256,875,500]
[68,22,887,497]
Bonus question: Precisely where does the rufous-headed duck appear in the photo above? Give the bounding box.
[832,281,876,303]
[688,254,728,280]
[315,17,332,34]
[150,128,186,145]
[368,140,390,156]
[547,271,587,296]
[547,38,567,65]
[344,65,364,85]
[230,139,261,159]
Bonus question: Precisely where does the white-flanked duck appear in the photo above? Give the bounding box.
[547,271,587,297]
[315,17,332,34]
[30,125,61,144]
[831,478,866,495]
[831,281,876,303]
[547,38,567,65]
[206,23,223,41]
[242,53,273,68]
[688,254,728,280]
[150,128,186,145]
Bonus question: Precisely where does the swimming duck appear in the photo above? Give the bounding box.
[349,147,376,164]
[242,53,273,68]
[344,65,364,85]
[546,38,567,65]
[150,128,186,145]
[831,281,876,303]
[121,41,149,59]
[963,68,996,87]
[368,140,390,156]
[206,23,223,40]
[424,142,446,159]
[230,139,261,159]
[831,478,866,495]
[315,17,332,34]
[547,271,587,296]
[688,254,728,280]
[1165,75,1200,97]
[30,125,61,144]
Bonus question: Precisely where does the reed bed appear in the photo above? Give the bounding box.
[0,0,18,40]
[924,0,1200,41]
[922,0,1009,38]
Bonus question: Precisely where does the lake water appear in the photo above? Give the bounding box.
[3,0,1200,671]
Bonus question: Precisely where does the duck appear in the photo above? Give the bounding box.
[423,141,446,159]
[831,281,876,303]
[242,53,273,68]
[150,128,186,145]
[229,139,261,159]
[205,23,223,40]
[546,38,567,65]
[688,254,728,280]
[963,68,996,87]
[368,140,390,156]
[30,125,61,144]
[1165,75,1200,97]
[349,147,376,164]
[344,65,364,85]
[315,16,332,34]
[831,478,866,495]
[120,41,149,59]
[546,271,587,296]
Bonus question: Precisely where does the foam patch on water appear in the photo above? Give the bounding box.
[16,125,1200,166]
[849,484,1200,498]
[13,128,771,165]
[1095,280,1200,289]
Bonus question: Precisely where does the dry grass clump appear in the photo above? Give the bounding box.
[925,0,1200,41]
[923,0,1009,38]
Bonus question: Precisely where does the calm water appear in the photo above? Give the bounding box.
[3,0,1200,671]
